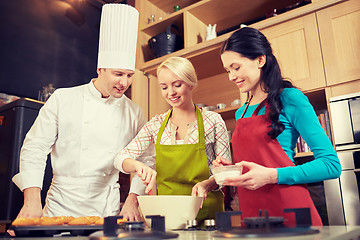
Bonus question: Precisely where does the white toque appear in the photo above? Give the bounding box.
[97,4,139,70]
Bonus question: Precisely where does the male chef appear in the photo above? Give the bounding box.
[12,3,153,220]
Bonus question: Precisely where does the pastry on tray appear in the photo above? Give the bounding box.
[11,216,126,226]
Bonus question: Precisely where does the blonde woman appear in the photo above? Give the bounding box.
[115,57,231,223]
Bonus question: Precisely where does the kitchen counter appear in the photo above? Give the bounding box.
[1,226,360,240]
[174,226,360,240]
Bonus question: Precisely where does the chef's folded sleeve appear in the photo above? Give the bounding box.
[12,92,58,191]
[13,170,45,191]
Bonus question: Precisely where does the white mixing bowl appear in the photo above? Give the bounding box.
[137,195,203,230]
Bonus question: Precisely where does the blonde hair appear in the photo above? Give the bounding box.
[157,57,198,88]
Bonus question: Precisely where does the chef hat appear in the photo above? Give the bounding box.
[97,4,139,70]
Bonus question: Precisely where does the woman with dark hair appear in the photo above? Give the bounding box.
[213,27,341,226]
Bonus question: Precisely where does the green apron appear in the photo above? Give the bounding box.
[155,106,224,224]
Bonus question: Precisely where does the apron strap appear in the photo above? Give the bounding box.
[196,105,205,146]
[156,109,172,145]
[252,99,268,116]
[155,105,205,145]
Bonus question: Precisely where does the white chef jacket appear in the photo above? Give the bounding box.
[12,80,154,217]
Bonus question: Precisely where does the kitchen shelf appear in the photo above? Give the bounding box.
[138,0,344,79]
[140,12,184,36]
[146,0,199,14]
[214,106,239,119]
[138,33,228,79]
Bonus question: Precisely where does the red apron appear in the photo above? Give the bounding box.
[232,100,322,226]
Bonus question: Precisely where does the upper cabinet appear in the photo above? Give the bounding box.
[135,0,303,78]
[260,13,326,91]
[316,0,360,86]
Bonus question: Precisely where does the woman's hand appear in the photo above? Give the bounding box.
[222,161,278,190]
[212,156,233,167]
[122,158,157,194]
[134,161,157,194]
[191,178,219,208]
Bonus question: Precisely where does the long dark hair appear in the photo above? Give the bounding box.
[221,27,294,139]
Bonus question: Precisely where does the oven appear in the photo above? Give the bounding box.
[329,92,360,150]
[324,150,360,225]
[324,92,360,225]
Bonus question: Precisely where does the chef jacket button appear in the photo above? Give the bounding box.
[109,150,113,153]
[84,121,89,124]
[82,146,87,150]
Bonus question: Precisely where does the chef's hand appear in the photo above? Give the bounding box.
[8,188,43,236]
[120,193,142,221]
[212,156,233,167]
[222,161,278,190]
[191,177,219,208]
[17,187,43,218]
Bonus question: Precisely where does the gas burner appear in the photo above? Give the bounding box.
[213,208,320,238]
[89,215,178,240]
[243,210,284,228]
[213,227,320,238]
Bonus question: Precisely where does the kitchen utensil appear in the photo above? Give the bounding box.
[216,103,226,109]
[197,103,207,108]
[231,99,242,107]
[148,24,184,58]
[212,165,243,185]
[206,24,217,40]
[138,195,203,230]
[203,106,216,111]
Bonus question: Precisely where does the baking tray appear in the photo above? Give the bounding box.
[9,224,103,237]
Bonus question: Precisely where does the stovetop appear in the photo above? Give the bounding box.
[175,226,360,240]
[84,210,360,240]
[1,226,360,240]
[2,208,360,239]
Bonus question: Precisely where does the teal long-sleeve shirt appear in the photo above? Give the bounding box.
[234,88,341,185]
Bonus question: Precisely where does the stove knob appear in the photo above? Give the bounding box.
[124,221,145,231]
[186,219,198,230]
[204,219,216,231]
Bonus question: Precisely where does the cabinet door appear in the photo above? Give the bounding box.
[132,69,149,119]
[148,74,171,119]
[260,13,326,91]
[317,0,360,86]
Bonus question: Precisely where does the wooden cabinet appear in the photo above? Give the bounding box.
[317,0,360,86]
[132,0,358,134]
[134,0,310,121]
[260,13,326,91]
